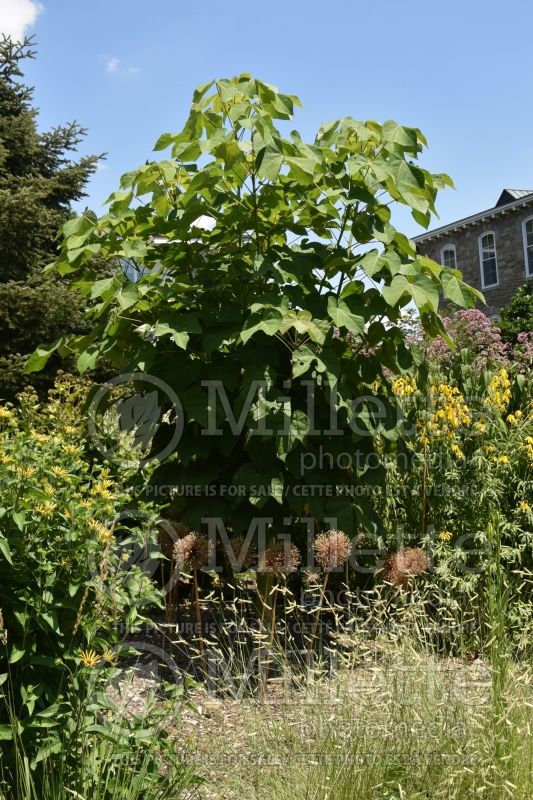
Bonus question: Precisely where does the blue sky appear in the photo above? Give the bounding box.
[2,0,533,237]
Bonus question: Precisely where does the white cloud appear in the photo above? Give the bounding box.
[105,56,120,74]
[101,55,140,76]
[0,0,43,41]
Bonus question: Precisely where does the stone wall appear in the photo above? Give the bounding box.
[416,203,533,315]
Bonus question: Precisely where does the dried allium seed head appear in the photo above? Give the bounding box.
[173,531,212,571]
[381,547,430,588]
[258,542,300,575]
[158,521,190,560]
[229,537,257,570]
[303,569,321,586]
[314,529,352,570]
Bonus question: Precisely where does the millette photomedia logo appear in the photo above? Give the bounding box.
[87,373,184,468]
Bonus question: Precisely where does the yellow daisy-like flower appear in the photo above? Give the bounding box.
[0,407,14,420]
[35,501,57,517]
[62,444,81,456]
[18,467,35,479]
[102,649,117,664]
[51,465,68,478]
[474,420,487,433]
[0,454,14,465]
[63,425,78,436]
[87,519,114,543]
[518,500,531,514]
[44,485,55,496]
[30,430,48,443]
[79,649,101,668]
[439,530,453,542]
[91,485,114,500]
[98,529,114,544]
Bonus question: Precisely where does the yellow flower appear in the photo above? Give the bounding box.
[474,420,486,433]
[30,430,48,443]
[64,425,78,435]
[0,454,14,465]
[102,649,117,664]
[44,485,55,496]
[91,484,114,500]
[392,376,416,397]
[451,443,464,459]
[62,444,81,455]
[79,649,100,668]
[0,407,14,420]
[51,465,68,478]
[496,455,510,465]
[35,501,57,517]
[88,519,114,543]
[518,501,531,514]
[484,369,512,414]
[439,530,453,542]
[18,467,35,479]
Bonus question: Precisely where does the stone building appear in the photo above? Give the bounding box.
[413,189,533,315]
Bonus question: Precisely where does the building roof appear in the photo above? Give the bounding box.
[496,188,533,207]
[413,189,533,244]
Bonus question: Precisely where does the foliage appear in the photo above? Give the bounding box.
[379,352,533,654]
[0,722,200,800]
[497,283,533,344]
[32,75,482,544]
[0,36,100,400]
[0,375,162,768]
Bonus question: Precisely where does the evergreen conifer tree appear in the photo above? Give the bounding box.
[0,35,99,400]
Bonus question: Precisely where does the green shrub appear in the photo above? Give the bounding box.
[0,376,162,771]
[378,361,533,655]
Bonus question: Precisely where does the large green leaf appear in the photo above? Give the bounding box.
[240,309,283,344]
[327,297,364,333]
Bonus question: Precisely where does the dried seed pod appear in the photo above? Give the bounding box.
[314,529,352,571]
[173,531,213,571]
[158,521,190,560]
[258,542,300,575]
[380,547,430,588]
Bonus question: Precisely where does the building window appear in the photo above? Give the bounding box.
[478,232,498,288]
[440,244,457,268]
[522,217,533,277]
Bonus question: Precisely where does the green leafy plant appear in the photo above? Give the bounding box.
[0,376,162,768]
[497,284,533,344]
[30,75,481,548]
[378,360,533,656]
